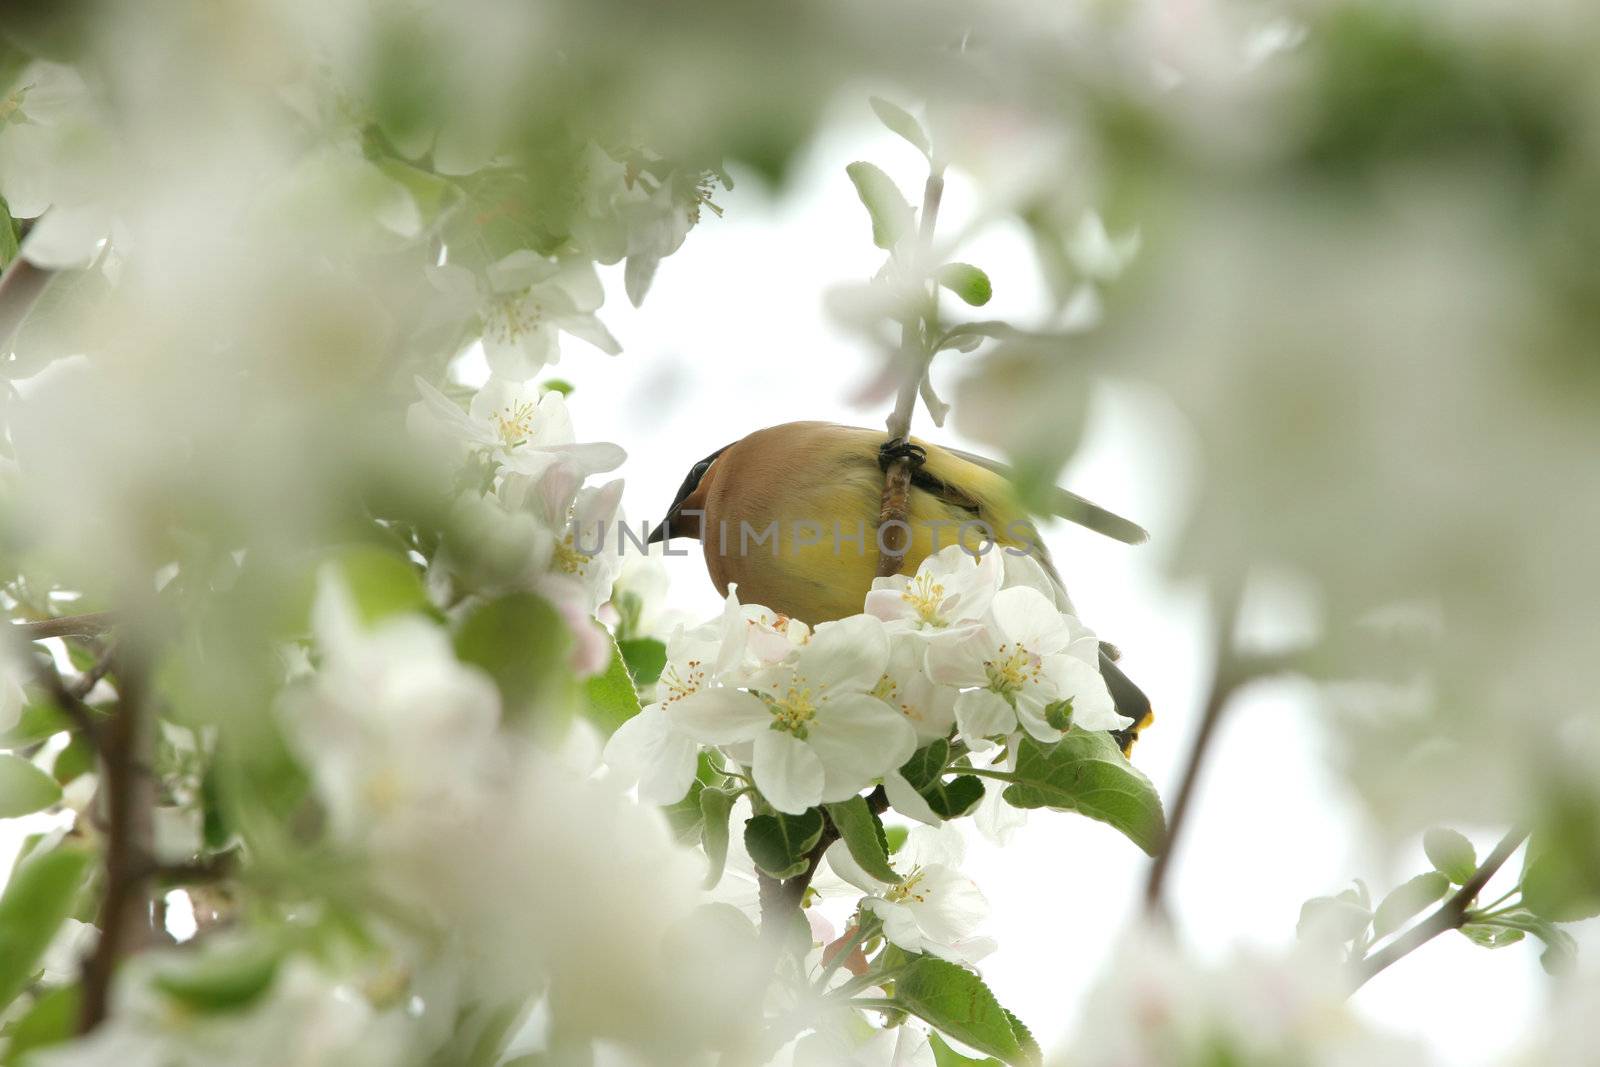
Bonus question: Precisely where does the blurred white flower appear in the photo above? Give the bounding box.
[865,544,1002,635]
[790,1020,936,1067]
[927,587,1125,746]
[1066,926,1434,1067]
[0,61,117,268]
[429,251,620,381]
[827,825,995,964]
[408,376,625,480]
[670,615,916,814]
[282,570,502,848]
[39,918,99,986]
[30,955,407,1067]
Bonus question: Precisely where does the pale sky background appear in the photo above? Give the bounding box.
[533,111,1547,1063]
[0,110,1554,1064]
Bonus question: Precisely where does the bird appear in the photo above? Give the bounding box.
[646,421,1154,752]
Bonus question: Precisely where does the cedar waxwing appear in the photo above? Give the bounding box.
[647,421,1154,750]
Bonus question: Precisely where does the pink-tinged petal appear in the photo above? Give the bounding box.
[990,586,1072,655]
[953,689,1017,746]
[864,587,916,625]
[668,687,770,744]
[808,695,918,801]
[800,615,889,693]
[753,730,825,815]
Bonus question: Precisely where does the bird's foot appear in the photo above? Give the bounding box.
[877,439,928,472]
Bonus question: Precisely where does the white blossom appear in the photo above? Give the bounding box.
[826,826,995,964]
[926,586,1126,746]
[670,614,916,814]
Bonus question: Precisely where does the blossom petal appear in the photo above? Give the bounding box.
[990,586,1072,655]
[808,694,917,802]
[953,689,1017,746]
[801,615,890,693]
[560,313,622,356]
[884,770,942,826]
[753,730,825,814]
[603,705,699,805]
[669,687,770,744]
[1045,653,1128,731]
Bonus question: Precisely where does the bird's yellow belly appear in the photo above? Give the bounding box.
[703,482,1032,625]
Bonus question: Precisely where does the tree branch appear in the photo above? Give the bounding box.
[1347,828,1529,993]
[1142,586,1246,917]
[78,647,157,1033]
[12,612,117,640]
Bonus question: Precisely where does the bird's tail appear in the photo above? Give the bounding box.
[1100,647,1154,756]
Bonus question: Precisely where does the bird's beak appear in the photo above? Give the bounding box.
[646,517,671,545]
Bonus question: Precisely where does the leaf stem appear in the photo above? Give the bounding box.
[1347,828,1529,994]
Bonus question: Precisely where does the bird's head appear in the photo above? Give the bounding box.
[647,443,729,545]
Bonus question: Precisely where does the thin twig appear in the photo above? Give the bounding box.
[1142,586,1245,917]
[875,168,946,579]
[28,655,104,750]
[13,612,117,640]
[78,648,157,1033]
[1347,829,1529,993]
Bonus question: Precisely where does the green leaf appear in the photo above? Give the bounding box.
[1372,872,1451,938]
[152,938,282,1014]
[1001,733,1166,855]
[826,797,898,884]
[0,847,91,1012]
[0,194,19,269]
[845,161,914,252]
[0,754,62,819]
[0,703,71,750]
[898,740,984,819]
[744,809,824,880]
[1458,923,1525,949]
[893,957,1039,1066]
[884,825,909,854]
[333,545,428,625]
[1,984,78,1064]
[618,637,667,688]
[935,263,993,307]
[928,1032,1003,1067]
[1423,828,1477,884]
[51,731,92,787]
[926,775,985,819]
[868,97,931,160]
[662,779,706,847]
[1522,850,1600,923]
[583,635,642,736]
[454,592,572,722]
[699,787,736,889]
[6,268,111,380]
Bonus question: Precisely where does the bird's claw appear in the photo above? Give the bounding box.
[878,439,928,471]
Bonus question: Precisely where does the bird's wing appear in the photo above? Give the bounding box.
[936,445,1149,545]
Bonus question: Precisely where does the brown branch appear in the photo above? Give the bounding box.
[28,655,105,750]
[78,648,157,1033]
[1142,586,1247,917]
[1348,829,1529,993]
[13,612,117,640]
